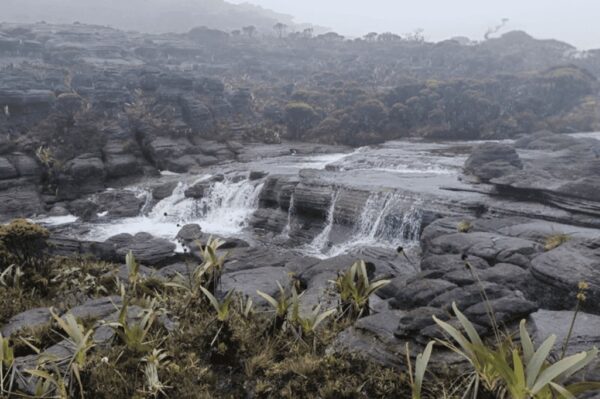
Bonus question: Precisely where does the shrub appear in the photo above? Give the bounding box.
[0,219,49,273]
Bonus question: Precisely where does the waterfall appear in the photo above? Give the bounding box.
[279,192,296,238]
[85,175,265,241]
[307,190,339,252]
[323,191,423,257]
[198,178,265,235]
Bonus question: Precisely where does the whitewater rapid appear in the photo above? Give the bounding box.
[37,141,467,258]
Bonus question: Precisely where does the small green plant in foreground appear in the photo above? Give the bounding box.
[257,281,293,331]
[406,341,434,399]
[434,303,600,398]
[0,333,16,395]
[333,260,391,320]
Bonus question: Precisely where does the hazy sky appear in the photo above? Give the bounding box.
[231,0,600,49]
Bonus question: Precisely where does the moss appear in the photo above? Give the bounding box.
[544,233,571,251]
[457,220,472,233]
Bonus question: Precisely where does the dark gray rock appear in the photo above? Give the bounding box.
[298,254,358,287]
[428,231,541,267]
[96,189,144,218]
[184,181,206,199]
[421,253,489,273]
[428,282,512,311]
[332,310,406,368]
[530,309,600,355]
[57,154,105,199]
[1,307,52,337]
[0,157,19,180]
[152,181,178,200]
[105,153,140,178]
[463,296,537,329]
[68,199,99,221]
[110,232,176,266]
[392,279,457,309]
[394,307,447,339]
[225,247,292,273]
[65,296,122,321]
[176,223,203,242]
[220,266,289,305]
[249,171,268,180]
[464,142,523,181]
[8,153,39,178]
[0,184,44,219]
[530,238,600,313]
[156,262,193,279]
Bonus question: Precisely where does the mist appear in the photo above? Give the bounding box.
[232,0,600,49]
[2,0,599,48]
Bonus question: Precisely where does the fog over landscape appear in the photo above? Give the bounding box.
[3,0,600,48]
[2,1,600,398]
[230,0,600,48]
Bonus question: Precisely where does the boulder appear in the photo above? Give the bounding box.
[152,181,178,200]
[184,181,206,199]
[109,232,176,266]
[0,184,44,219]
[57,154,105,199]
[176,223,203,242]
[96,189,144,218]
[9,153,40,177]
[529,309,600,355]
[105,153,140,178]
[68,199,100,221]
[464,142,523,181]
[530,238,600,313]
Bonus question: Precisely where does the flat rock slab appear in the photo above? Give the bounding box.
[220,266,290,305]
[1,307,52,337]
[110,232,176,266]
[429,231,541,267]
[530,310,600,355]
[64,296,122,321]
[530,239,600,312]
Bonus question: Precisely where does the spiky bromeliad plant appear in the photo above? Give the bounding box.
[107,299,160,353]
[433,302,600,398]
[198,237,228,294]
[257,281,293,332]
[166,237,228,301]
[27,309,95,399]
[0,333,16,396]
[333,260,390,320]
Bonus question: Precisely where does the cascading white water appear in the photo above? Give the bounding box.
[85,175,265,242]
[279,192,296,239]
[306,190,339,253]
[321,191,423,258]
[197,178,265,235]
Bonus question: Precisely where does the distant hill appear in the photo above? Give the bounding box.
[0,0,318,34]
